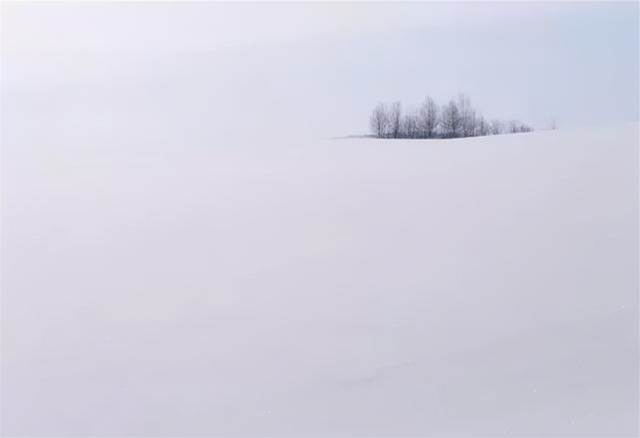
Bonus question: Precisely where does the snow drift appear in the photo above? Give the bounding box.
[2,123,638,436]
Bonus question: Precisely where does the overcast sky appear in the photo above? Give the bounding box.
[2,2,638,136]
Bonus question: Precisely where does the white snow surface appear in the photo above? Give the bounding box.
[1,121,638,435]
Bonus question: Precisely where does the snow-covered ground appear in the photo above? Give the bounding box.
[2,116,638,435]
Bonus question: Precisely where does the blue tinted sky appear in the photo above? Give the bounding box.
[3,2,638,135]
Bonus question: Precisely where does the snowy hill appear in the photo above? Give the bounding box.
[2,124,638,436]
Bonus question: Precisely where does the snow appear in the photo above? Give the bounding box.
[2,116,637,436]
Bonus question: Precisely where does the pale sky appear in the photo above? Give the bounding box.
[2,2,609,53]
[2,1,638,135]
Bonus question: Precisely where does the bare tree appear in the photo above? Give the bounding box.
[476,116,489,136]
[457,93,477,137]
[519,123,533,133]
[418,96,439,138]
[469,112,479,137]
[489,119,503,135]
[370,103,390,138]
[389,101,402,138]
[440,100,461,138]
[507,120,522,134]
[401,110,419,138]
[369,95,532,139]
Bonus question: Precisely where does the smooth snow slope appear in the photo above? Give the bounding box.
[2,124,638,436]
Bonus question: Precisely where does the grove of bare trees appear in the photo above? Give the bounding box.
[370,93,533,139]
